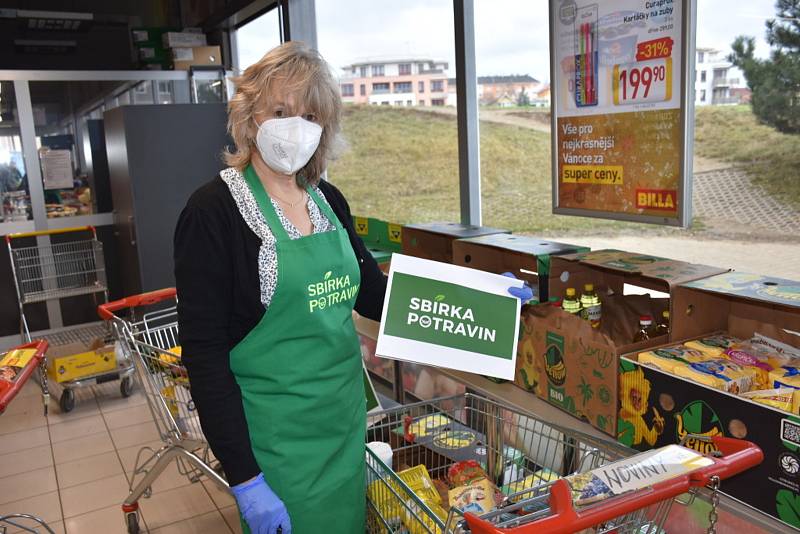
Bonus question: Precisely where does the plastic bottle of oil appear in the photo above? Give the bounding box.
[654,310,670,337]
[634,315,654,342]
[562,288,582,315]
[579,283,601,328]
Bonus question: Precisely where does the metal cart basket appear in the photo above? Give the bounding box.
[365,393,762,534]
[6,226,134,413]
[98,288,229,534]
[1,340,56,534]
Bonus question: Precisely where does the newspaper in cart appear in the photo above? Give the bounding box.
[565,445,714,507]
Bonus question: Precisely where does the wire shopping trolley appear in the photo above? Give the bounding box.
[6,226,134,413]
[98,288,229,534]
[365,393,763,534]
[1,340,56,533]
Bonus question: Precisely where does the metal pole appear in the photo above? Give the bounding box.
[453,0,481,226]
[680,0,697,228]
[286,0,316,49]
[14,80,64,329]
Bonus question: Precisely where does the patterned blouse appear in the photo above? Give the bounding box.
[219,167,336,308]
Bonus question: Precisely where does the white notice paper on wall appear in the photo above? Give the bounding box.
[376,254,522,380]
[40,149,73,190]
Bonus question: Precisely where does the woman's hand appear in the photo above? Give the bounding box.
[232,473,292,534]
[501,272,535,304]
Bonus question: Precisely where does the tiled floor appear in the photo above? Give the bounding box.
[0,379,240,534]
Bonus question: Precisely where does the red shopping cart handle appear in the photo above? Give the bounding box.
[0,339,48,414]
[98,288,177,320]
[464,436,763,534]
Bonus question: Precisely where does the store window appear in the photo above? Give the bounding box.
[234,7,282,72]
[0,82,31,222]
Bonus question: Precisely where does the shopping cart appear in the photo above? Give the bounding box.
[1,340,56,533]
[365,393,762,534]
[97,288,229,534]
[6,226,134,413]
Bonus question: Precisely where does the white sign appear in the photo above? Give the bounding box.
[376,254,522,380]
[39,149,73,190]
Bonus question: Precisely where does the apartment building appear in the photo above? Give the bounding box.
[695,47,750,106]
[339,58,449,106]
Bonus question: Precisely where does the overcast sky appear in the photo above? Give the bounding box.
[237,0,776,81]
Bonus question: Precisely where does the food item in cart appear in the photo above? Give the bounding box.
[638,345,713,374]
[160,346,182,366]
[740,388,799,413]
[721,345,790,389]
[672,358,757,394]
[0,349,37,382]
[769,366,800,390]
[448,477,501,515]
[685,334,739,358]
[432,478,450,509]
[501,469,561,501]
[447,460,488,487]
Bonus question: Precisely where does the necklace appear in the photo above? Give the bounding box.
[269,189,307,208]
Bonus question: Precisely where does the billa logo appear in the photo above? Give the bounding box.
[635,189,677,211]
[675,400,723,454]
[544,331,566,386]
[388,223,402,243]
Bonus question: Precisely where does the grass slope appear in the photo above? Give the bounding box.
[694,105,800,209]
[328,105,797,234]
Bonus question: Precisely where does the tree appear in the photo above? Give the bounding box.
[516,87,530,107]
[730,0,800,133]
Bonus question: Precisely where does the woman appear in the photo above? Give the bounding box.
[175,42,531,534]
[175,41,384,534]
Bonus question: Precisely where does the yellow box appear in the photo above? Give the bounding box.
[47,344,116,383]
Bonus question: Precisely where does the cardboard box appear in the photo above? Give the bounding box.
[131,27,177,46]
[162,31,207,49]
[514,250,726,436]
[518,296,669,437]
[46,340,116,383]
[452,234,589,302]
[401,222,508,263]
[353,216,403,272]
[616,271,800,529]
[548,250,728,312]
[171,46,221,70]
[137,46,169,63]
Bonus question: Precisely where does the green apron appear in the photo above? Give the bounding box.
[230,165,366,534]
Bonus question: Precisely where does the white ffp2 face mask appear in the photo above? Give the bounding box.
[255,116,323,176]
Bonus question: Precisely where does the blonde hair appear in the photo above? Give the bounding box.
[224,41,342,186]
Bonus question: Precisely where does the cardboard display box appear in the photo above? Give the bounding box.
[162,31,207,49]
[515,250,727,437]
[46,339,116,383]
[171,46,221,70]
[353,216,403,272]
[617,271,800,529]
[452,234,589,302]
[401,222,508,263]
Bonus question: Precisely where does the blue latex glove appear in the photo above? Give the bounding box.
[232,473,292,534]
[501,272,535,303]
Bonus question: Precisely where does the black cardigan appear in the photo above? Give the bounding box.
[173,175,387,485]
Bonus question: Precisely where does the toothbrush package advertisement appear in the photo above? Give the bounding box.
[551,0,691,224]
